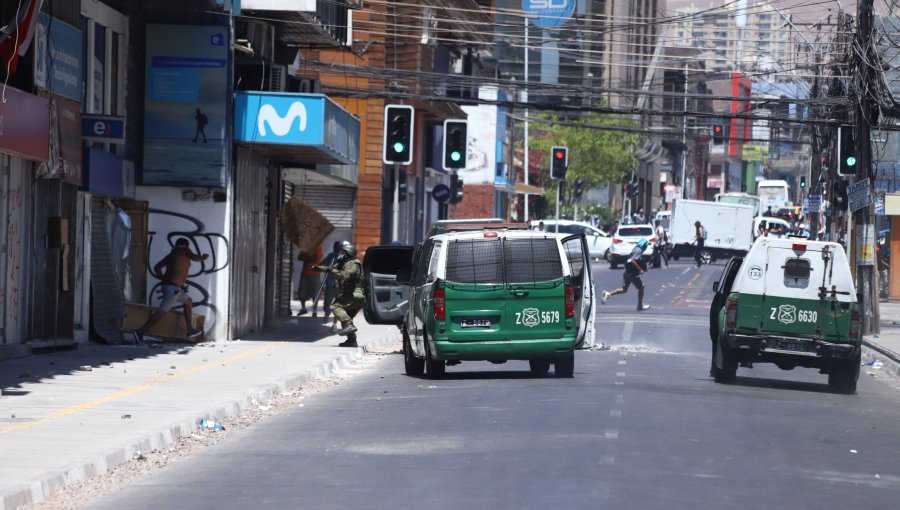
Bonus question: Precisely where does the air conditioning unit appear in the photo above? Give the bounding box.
[269,65,287,92]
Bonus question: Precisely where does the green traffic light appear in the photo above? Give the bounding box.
[450,151,461,162]
[393,142,405,153]
[846,155,857,167]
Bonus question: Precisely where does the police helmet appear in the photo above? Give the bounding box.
[341,243,357,257]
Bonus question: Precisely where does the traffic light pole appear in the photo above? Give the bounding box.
[555,180,561,234]
[392,163,400,242]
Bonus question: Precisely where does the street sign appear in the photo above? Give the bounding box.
[848,179,872,212]
[522,0,575,28]
[806,195,822,214]
[664,185,680,203]
[432,184,450,203]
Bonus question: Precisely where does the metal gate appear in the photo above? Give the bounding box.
[0,155,33,347]
[230,148,269,337]
[277,180,294,317]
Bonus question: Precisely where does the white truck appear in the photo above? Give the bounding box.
[669,199,755,264]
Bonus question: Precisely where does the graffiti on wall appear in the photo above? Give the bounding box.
[2,186,23,323]
[147,209,229,334]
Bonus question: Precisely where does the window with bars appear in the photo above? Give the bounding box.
[783,258,811,289]
[444,237,563,287]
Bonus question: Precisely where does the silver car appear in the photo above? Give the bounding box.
[531,220,612,261]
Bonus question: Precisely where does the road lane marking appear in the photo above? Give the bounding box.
[614,381,624,385]
[681,267,690,275]
[617,360,627,365]
[0,342,285,435]
[610,409,622,418]
[622,321,633,343]
[616,372,626,377]
[615,394,625,403]
[605,429,619,439]
[598,455,615,465]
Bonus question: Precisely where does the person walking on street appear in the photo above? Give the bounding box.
[654,219,669,269]
[314,243,365,347]
[600,238,651,311]
[296,245,323,316]
[319,241,343,323]
[694,221,706,268]
[192,108,208,143]
[133,238,208,342]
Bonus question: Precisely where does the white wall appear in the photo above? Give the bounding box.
[136,186,233,340]
[460,86,498,185]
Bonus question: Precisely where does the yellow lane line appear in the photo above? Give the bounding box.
[0,342,284,435]
[670,271,702,305]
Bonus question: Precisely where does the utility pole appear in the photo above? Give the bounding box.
[855,0,878,334]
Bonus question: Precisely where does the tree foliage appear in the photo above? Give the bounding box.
[530,112,640,192]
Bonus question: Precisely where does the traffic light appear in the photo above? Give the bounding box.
[799,175,807,189]
[383,105,414,165]
[550,146,568,180]
[627,181,638,199]
[712,124,725,145]
[837,125,856,177]
[572,178,585,201]
[443,120,467,170]
[449,173,464,204]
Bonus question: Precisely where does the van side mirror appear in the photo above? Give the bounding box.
[712,281,720,293]
[396,269,412,285]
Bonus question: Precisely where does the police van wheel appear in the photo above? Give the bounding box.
[828,351,860,394]
[529,359,551,376]
[424,336,445,379]
[403,326,425,377]
[712,339,737,383]
[555,353,575,378]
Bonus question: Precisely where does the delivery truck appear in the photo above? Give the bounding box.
[669,199,755,264]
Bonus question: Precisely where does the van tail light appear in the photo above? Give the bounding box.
[725,296,738,330]
[565,284,575,318]
[649,237,656,243]
[849,308,861,341]
[434,287,446,320]
[613,238,623,244]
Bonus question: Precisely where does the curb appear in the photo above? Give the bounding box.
[862,338,900,379]
[1,330,400,510]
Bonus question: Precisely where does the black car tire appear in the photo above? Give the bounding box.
[828,350,860,394]
[555,353,575,378]
[712,337,737,383]
[403,326,425,377]
[529,359,551,376]
[424,334,445,379]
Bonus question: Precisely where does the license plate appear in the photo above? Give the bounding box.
[769,338,807,353]
[460,318,491,328]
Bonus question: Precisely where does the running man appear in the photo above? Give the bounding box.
[600,238,651,311]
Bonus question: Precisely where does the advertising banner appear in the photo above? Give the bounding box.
[0,86,49,162]
[33,13,82,101]
[37,95,82,185]
[143,25,228,187]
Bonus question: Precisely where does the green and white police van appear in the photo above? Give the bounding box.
[363,226,595,379]
[710,237,862,393]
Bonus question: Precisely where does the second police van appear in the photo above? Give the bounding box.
[709,237,863,393]
[363,224,595,379]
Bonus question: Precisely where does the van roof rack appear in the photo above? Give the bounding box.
[432,222,532,234]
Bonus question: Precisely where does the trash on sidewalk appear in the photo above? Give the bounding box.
[865,357,876,366]
[121,414,132,419]
[850,449,858,454]
[198,418,225,431]
[132,450,146,461]
[78,366,93,372]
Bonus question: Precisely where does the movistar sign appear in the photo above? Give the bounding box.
[523,0,575,28]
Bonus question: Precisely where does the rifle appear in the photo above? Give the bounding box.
[312,254,341,316]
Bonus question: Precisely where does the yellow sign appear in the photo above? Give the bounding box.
[742,145,769,162]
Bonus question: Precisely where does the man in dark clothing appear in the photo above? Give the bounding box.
[318,241,343,323]
[193,108,208,143]
[600,238,651,311]
[694,221,706,268]
[314,243,364,347]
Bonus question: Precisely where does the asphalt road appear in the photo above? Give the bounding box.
[89,260,900,509]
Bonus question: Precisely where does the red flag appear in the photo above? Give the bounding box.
[0,0,45,76]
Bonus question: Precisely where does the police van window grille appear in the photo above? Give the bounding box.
[504,238,563,284]
[784,258,811,289]
[446,239,503,284]
[563,241,585,282]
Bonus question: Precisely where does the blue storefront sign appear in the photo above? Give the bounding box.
[82,114,126,143]
[33,13,82,101]
[85,147,134,199]
[522,0,575,28]
[234,91,359,165]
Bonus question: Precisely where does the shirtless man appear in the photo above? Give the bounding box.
[133,238,208,341]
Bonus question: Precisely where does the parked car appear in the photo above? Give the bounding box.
[530,220,612,261]
[606,224,655,269]
[753,216,790,239]
[710,238,862,393]
[363,226,595,378]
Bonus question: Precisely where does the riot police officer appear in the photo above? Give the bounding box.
[314,243,364,347]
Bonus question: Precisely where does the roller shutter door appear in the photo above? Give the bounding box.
[292,186,355,229]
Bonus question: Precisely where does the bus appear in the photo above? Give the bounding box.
[756,179,790,214]
[715,192,761,217]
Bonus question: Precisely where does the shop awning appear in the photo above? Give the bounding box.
[515,182,545,195]
[234,91,359,166]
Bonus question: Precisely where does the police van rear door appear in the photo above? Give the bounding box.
[362,245,414,325]
[561,234,595,349]
[502,235,570,343]
[759,243,825,339]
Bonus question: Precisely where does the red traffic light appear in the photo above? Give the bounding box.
[713,125,723,134]
[554,150,565,159]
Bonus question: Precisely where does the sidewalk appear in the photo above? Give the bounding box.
[862,301,900,377]
[0,313,400,510]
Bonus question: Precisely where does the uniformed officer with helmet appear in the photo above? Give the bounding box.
[314,242,365,347]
